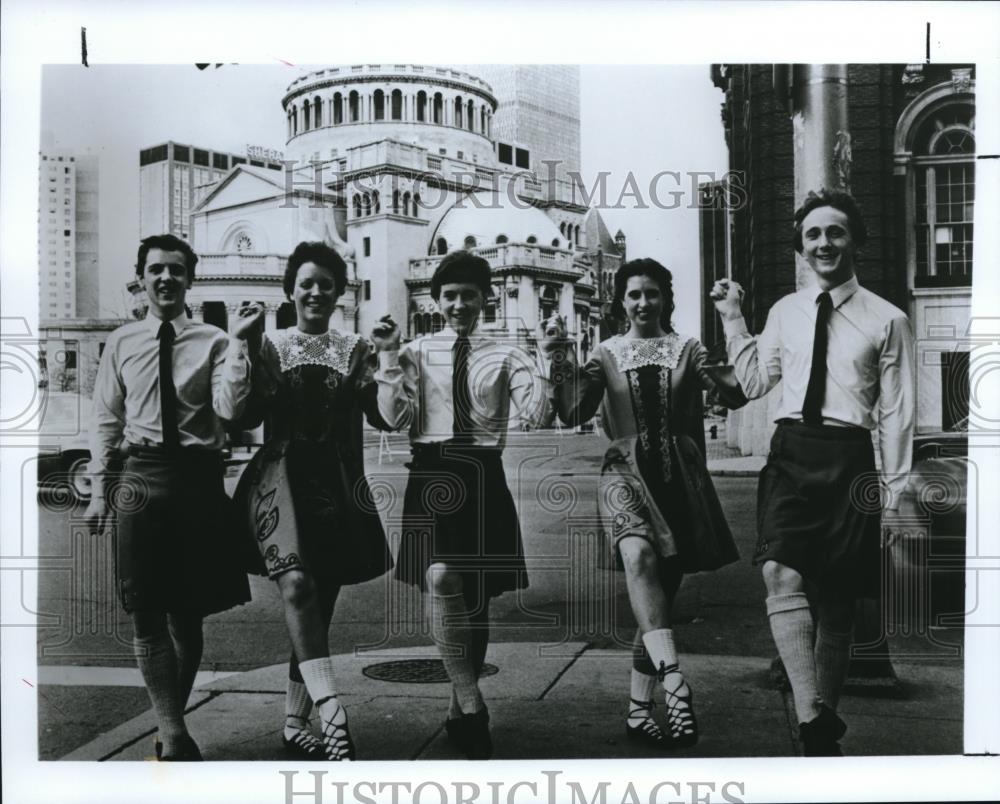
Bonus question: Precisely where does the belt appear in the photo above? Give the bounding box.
[125,443,222,459]
[775,418,871,441]
[411,440,503,460]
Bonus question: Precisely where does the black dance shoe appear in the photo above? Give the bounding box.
[625,698,666,746]
[445,706,493,760]
[799,705,847,757]
[282,729,329,760]
[157,733,203,761]
[658,661,699,749]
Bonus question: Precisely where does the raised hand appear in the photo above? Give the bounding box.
[371,314,401,352]
[710,278,745,321]
[540,315,570,355]
[232,302,266,340]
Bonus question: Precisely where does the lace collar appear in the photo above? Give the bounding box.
[268,328,361,374]
[604,332,690,372]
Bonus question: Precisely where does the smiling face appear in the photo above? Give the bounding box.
[622,273,667,336]
[438,282,484,336]
[141,248,191,320]
[292,261,341,333]
[800,205,858,288]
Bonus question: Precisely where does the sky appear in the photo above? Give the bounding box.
[39,63,728,334]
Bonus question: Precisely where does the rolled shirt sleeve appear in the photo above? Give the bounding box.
[508,346,555,429]
[877,315,916,511]
[88,338,126,499]
[724,309,782,400]
[549,345,606,428]
[374,348,415,431]
[212,337,252,423]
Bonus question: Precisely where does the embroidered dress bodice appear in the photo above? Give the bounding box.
[260,329,363,443]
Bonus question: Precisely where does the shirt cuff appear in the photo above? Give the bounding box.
[722,316,750,339]
[377,350,401,370]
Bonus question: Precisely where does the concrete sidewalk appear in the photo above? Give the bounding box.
[64,643,962,761]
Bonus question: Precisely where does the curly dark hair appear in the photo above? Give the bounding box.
[793,189,868,254]
[136,234,198,284]
[430,250,491,300]
[283,241,348,298]
[611,258,675,333]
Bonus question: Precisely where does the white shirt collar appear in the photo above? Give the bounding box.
[144,309,189,336]
[827,274,860,308]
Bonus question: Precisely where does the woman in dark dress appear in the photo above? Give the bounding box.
[221,242,396,761]
[545,258,745,750]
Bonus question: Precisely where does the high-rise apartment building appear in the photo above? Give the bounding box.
[38,151,99,320]
[139,141,283,241]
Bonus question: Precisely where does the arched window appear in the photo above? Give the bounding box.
[333,92,343,125]
[417,91,427,122]
[467,100,475,132]
[373,190,381,214]
[559,222,566,236]
[433,93,443,124]
[288,109,295,138]
[539,285,557,322]
[290,106,298,135]
[362,193,372,216]
[551,238,560,248]
[314,95,323,127]
[526,235,537,245]
[412,193,421,218]
[464,235,477,249]
[303,99,311,131]
[481,107,487,134]
[349,91,360,123]
[374,90,385,121]
[436,237,448,255]
[391,89,403,120]
[454,96,463,128]
[431,313,444,333]
[495,234,508,244]
[402,191,411,217]
[353,195,362,218]
[909,101,975,285]
[393,189,400,214]
[413,313,424,336]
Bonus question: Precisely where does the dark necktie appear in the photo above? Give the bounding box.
[801,291,833,425]
[452,335,474,441]
[157,321,181,450]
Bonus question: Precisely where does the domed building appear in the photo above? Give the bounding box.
[143,64,624,353]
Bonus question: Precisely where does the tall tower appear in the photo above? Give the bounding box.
[38,151,99,320]
[475,66,582,189]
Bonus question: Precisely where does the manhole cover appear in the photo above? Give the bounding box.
[362,659,499,684]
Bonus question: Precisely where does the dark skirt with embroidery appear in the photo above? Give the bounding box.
[233,438,393,588]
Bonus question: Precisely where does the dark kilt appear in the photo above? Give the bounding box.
[113,447,251,616]
[754,420,883,597]
[394,442,528,604]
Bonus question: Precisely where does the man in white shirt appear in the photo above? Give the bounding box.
[711,190,915,755]
[84,234,251,760]
[374,250,552,759]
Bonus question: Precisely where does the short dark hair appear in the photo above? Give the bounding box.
[430,250,491,300]
[283,241,348,298]
[136,234,198,284]
[611,258,675,333]
[793,189,868,253]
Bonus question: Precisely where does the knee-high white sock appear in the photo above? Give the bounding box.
[285,678,313,737]
[641,627,689,700]
[630,667,658,704]
[428,592,483,715]
[766,593,821,724]
[134,631,187,746]
[815,625,852,711]
[298,656,344,725]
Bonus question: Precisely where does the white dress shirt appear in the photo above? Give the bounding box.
[89,312,249,496]
[724,275,915,509]
[374,325,554,448]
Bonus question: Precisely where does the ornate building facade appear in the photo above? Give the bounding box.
[131,65,622,357]
[708,63,975,453]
